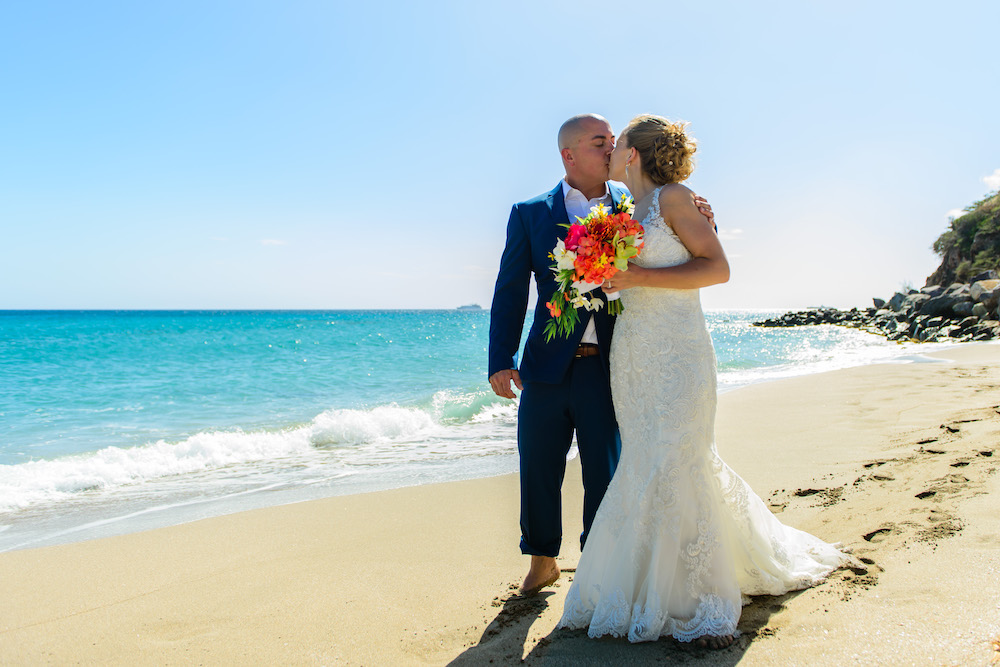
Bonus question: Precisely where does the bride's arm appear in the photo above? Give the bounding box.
[606,185,729,291]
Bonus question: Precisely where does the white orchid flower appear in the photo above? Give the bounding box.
[620,194,636,216]
[590,202,609,218]
[553,242,577,271]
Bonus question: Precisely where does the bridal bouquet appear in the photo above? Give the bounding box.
[543,194,643,341]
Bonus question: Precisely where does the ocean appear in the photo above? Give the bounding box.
[0,309,948,552]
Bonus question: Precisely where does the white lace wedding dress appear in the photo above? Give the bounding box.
[558,188,844,643]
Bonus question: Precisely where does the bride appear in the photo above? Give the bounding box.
[557,115,845,649]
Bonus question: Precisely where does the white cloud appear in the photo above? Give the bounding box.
[946,208,964,221]
[260,239,287,246]
[983,168,1000,191]
[717,228,744,241]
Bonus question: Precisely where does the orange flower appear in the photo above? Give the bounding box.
[545,300,562,318]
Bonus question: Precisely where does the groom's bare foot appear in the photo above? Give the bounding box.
[694,634,735,649]
[519,555,560,596]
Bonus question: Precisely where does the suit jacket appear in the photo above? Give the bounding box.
[489,181,629,384]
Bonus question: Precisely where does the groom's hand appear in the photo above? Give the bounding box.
[694,195,716,232]
[489,369,523,399]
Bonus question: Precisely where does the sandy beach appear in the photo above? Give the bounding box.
[2,344,999,666]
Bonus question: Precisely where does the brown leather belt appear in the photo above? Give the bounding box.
[574,343,600,358]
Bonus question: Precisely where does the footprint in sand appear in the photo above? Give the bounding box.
[863,527,894,543]
[951,461,970,468]
[915,490,936,499]
[792,486,844,506]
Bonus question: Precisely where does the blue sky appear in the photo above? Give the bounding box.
[1,0,998,310]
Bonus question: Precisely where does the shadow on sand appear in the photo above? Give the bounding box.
[449,588,804,666]
[448,589,555,666]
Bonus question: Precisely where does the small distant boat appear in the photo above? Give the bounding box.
[456,304,483,311]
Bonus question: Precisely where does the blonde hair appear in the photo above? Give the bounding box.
[623,114,696,184]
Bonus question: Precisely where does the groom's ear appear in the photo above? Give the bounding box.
[561,147,574,166]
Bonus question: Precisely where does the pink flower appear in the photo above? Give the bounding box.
[564,224,587,251]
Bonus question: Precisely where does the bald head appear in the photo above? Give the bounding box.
[558,113,610,150]
[557,114,614,198]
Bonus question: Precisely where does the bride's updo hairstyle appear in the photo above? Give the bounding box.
[623,114,696,185]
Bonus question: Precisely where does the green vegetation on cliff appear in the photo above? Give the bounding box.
[929,190,1000,286]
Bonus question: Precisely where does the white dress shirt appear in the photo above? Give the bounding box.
[561,179,612,346]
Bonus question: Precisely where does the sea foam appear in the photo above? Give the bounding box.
[0,390,513,514]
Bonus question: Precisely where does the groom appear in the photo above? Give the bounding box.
[489,114,627,596]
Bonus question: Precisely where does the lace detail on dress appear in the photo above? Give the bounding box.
[668,595,740,642]
[556,187,845,643]
[648,185,662,222]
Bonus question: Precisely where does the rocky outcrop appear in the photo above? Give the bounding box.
[926,244,965,289]
[928,192,1000,285]
[754,271,1000,343]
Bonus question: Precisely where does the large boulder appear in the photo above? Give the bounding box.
[920,285,945,298]
[902,293,931,316]
[946,283,971,297]
[918,293,967,318]
[953,301,976,317]
[971,280,1000,310]
[888,292,907,312]
[971,321,1000,340]
[918,327,937,341]
[971,270,999,282]
[985,291,1000,312]
[958,316,980,330]
[970,279,1000,299]
[944,325,965,338]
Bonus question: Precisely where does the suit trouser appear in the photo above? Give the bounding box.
[517,355,621,557]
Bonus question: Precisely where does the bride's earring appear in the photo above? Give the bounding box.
[625,161,630,180]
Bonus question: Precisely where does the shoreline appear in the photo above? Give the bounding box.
[2,344,999,664]
[0,336,985,555]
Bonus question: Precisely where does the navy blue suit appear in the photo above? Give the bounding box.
[489,181,626,557]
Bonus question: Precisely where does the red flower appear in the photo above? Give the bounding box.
[564,224,587,251]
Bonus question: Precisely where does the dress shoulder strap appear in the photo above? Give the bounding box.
[648,186,664,221]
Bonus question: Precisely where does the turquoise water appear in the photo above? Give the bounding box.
[0,309,943,551]
[1,310,492,465]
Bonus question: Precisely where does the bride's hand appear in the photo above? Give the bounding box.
[602,265,645,292]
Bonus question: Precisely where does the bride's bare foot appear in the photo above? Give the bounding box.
[694,634,735,650]
[519,555,560,596]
